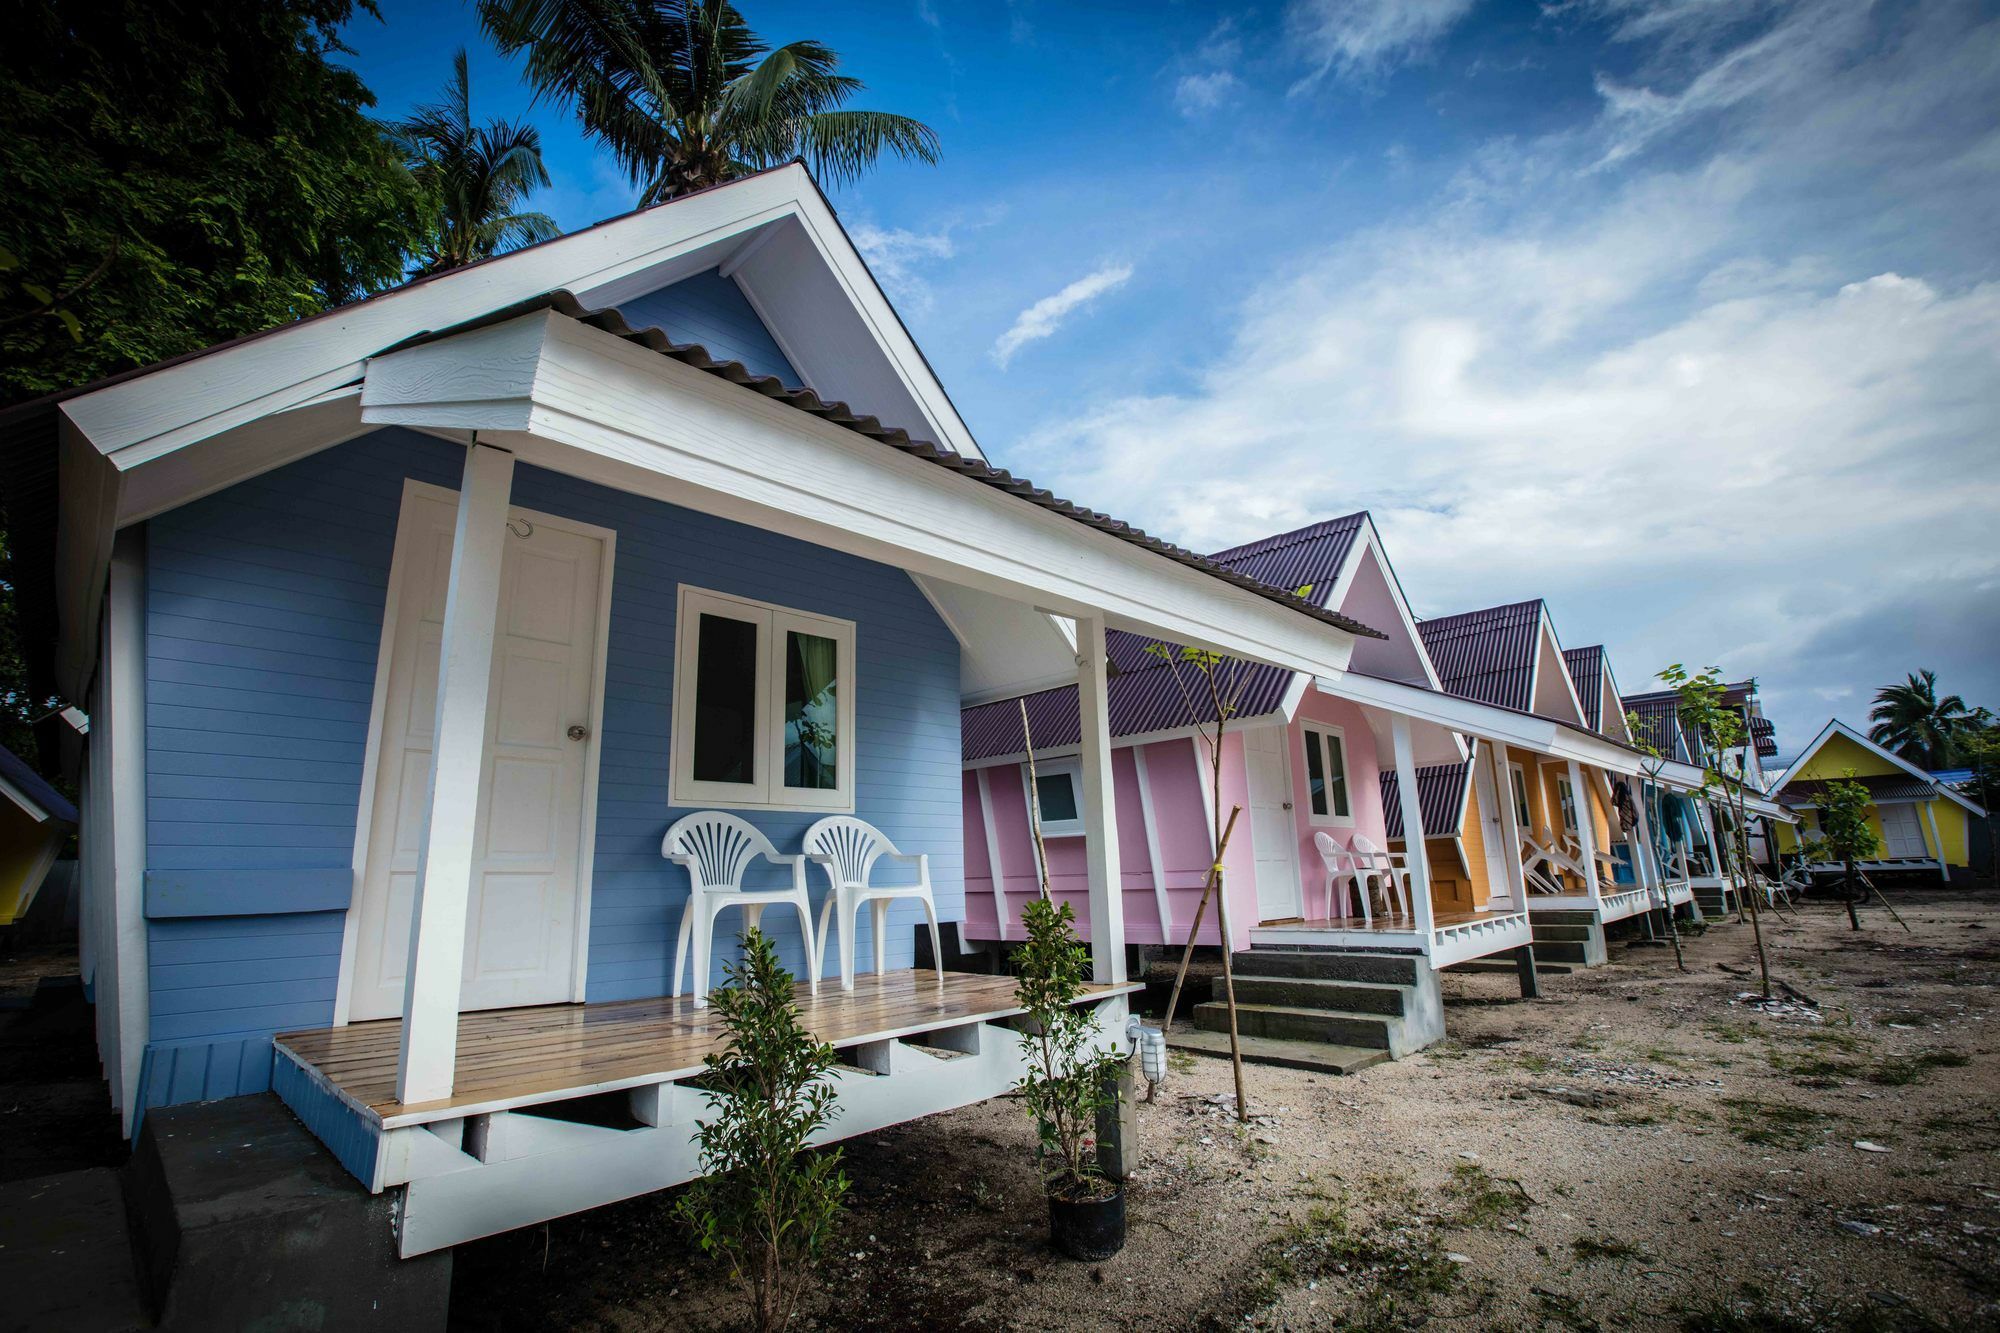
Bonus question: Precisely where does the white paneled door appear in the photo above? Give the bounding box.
[1245,727,1301,923]
[1878,803,1929,859]
[350,487,606,1020]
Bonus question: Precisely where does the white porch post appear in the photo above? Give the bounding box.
[1075,615,1126,984]
[1633,780,1663,900]
[396,442,515,1105]
[1922,802,1948,883]
[1568,759,1602,902]
[1482,738,1527,911]
[1390,715,1436,946]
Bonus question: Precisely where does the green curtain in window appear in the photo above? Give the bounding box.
[786,631,839,789]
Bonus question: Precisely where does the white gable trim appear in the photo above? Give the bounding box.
[1533,608,1591,728]
[1783,719,1986,816]
[1332,520,1446,694]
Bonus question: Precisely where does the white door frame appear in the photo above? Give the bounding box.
[333,477,616,1026]
[1244,723,1301,923]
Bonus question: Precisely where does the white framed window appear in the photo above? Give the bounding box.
[1024,756,1085,838]
[1508,761,1533,829]
[1301,726,1353,825]
[1555,772,1579,835]
[670,585,856,812]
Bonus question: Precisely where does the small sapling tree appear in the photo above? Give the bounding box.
[1813,772,1882,931]
[1663,665,1773,999]
[675,929,848,1333]
[1014,896,1125,1204]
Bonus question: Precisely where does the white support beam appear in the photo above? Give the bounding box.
[1923,802,1948,883]
[1075,616,1126,984]
[1568,759,1603,903]
[396,442,515,1106]
[1390,715,1437,950]
[1632,779,1664,903]
[1482,738,1528,911]
[106,531,150,1133]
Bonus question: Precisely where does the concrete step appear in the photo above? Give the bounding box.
[0,1169,149,1332]
[1449,958,1575,977]
[1218,974,1407,1016]
[1532,941,1593,965]
[1165,1028,1391,1076]
[1532,923,1596,943]
[1528,908,1599,925]
[1193,1000,1392,1049]
[1231,949,1419,986]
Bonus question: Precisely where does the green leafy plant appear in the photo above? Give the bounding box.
[1661,664,1772,998]
[675,928,848,1333]
[1013,896,1123,1203]
[1812,772,1881,930]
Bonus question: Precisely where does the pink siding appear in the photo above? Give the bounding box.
[961,737,1239,949]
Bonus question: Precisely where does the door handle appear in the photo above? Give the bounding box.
[1282,802,1293,810]
[567,725,589,742]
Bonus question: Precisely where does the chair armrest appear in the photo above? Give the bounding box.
[883,851,926,867]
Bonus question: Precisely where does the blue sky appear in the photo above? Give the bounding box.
[342,1,2000,760]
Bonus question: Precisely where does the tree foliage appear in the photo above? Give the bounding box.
[392,50,559,276]
[1013,897,1122,1202]
[1812,772,1881,867]
[674,928,847,1333]
[0,0,427,404]
[479,0,940,205]
[1868,669,1987,770]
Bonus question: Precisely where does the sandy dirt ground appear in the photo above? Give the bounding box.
[449,887,2000,1332]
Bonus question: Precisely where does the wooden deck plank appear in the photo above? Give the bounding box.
[275,970,1136,1126]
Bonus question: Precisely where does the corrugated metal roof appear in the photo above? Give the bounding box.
[1208,515,1367,605]
[1779,774,1939,806]
[1416,600,1543,712]
[1624,695,1688,762]
[961,515,1381,763]
[1563,645,1605,731]
[0,744,74,824]
[961,653,1294,762]
[1380,762,1470,839]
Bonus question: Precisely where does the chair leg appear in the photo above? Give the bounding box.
[839,891,858,993]
[815,893,836,985]
[793,891,819,997]
[692,900,717,1008]
[871,899,889,978]
[671,895,696,998]
[920,896,944,983]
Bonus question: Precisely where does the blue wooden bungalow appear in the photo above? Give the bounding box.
[0,165,1381,1255]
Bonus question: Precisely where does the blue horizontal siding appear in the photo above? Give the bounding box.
[145,869,351,918]
[616,269,798,384]
[271,1051,382,1187]
[137,425,962,1113]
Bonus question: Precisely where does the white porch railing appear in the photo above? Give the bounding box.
[1428,910,1532,970]
[1597,887,1651,922]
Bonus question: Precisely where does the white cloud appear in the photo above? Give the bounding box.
[1287,0,1480,88]
[849,222,957,314]
[1174,70,1240,117]
[992,263,1135,367]
[1005,0,2000,750]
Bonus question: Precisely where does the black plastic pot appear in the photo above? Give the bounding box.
[1047,1186,1126,1261]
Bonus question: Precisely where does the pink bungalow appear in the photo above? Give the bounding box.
[959,514,1549,1065]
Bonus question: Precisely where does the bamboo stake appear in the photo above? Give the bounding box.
[1856,869,1914,934]
[1212,862,1249,1123]
[1020,700,1053,903]
[1160,807,1242,1031]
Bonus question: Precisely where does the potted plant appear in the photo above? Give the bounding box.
[1014,894,1128,1260]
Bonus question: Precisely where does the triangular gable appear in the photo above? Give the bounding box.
[1779,719,1986,816]
[1564,645,1635,744]
[1417,599,1587,727]
[63,163,984,496]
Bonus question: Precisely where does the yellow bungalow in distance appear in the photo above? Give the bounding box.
[1773,719,1986,881]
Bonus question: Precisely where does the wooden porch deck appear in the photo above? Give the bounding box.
[277,969,1137,1129]
[1256,908,1499,934]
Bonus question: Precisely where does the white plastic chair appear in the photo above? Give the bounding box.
[1313,831,1366,924]
[802,817,944,992]
[664,812,818,1008]
[1348,832,1413,920]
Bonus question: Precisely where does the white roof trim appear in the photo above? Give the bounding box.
[1781,719,1986,817]
[1320,671,1643,774]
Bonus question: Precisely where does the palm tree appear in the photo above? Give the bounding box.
[1868,669,1983,769]
[393,50,559,276]
[478,0,939,206]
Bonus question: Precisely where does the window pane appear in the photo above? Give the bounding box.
[784,629,839,790]
[1038,771,1079,825]
[1324,733,1349,817]
[692,612,758,784]
[1304,732,1329,816]
[1511,769,1532,826]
